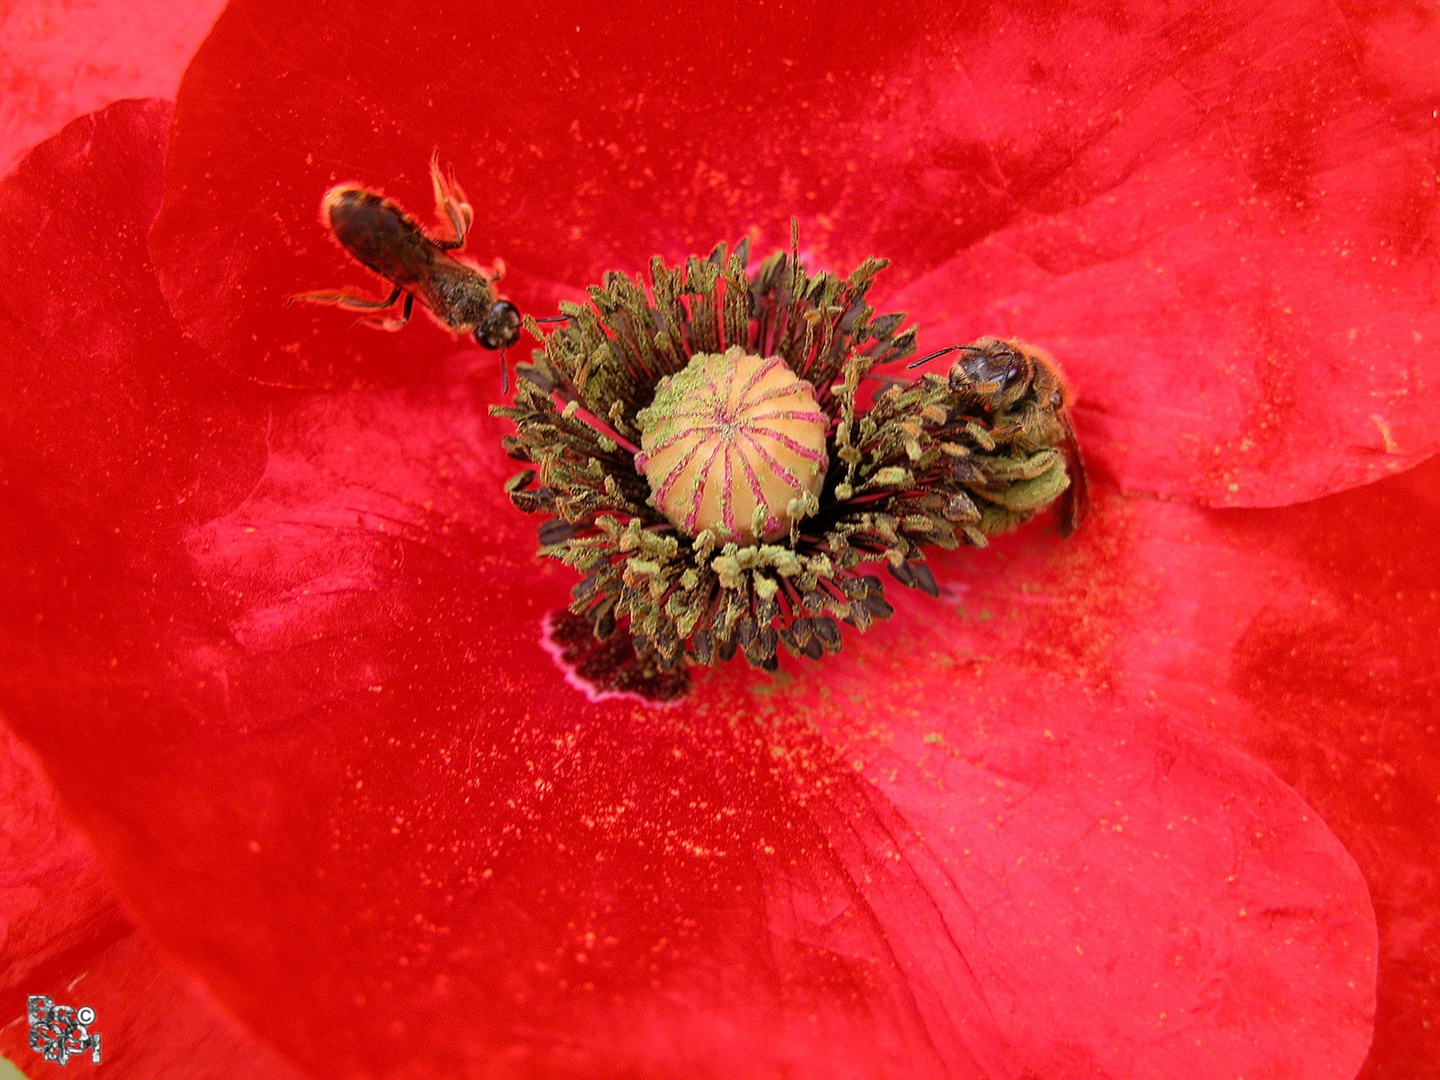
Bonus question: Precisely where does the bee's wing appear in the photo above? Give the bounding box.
[1057,413,1089,537]
[409,272,454,323]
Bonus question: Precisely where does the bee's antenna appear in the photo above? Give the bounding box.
[533,315,571,324]
[907,344,983,370]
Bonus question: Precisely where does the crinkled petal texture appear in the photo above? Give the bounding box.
[149,0,1440,505]
[0,0,226,174]
[0,717,307,1078]
[0,102,1380,1080]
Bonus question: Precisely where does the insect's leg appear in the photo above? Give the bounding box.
[352,291,415,332]
[429,151,474,250]
[288,285,403,310]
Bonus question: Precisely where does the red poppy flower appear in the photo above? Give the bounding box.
[2,0,1438,1077]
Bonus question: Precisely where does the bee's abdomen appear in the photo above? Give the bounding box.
[322,186,433,285]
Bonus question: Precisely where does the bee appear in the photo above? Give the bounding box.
[289,153,524,384]
[911,336,1089,535]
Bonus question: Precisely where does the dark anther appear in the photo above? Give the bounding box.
[543,611,690,705]
[813,618,842,653]
[539,520,575,546]
[759,626,779,660]
[518,365,555,393]
[572,573,601,602]
[836,299,867,335]
[736,618,758,648]
[504,469,537,493]
[654,623,681,659]
[909,562,939,597]
[944,492,980,521]
[951,458,985,482]
[692,630,713,665]
[777,625,802,659]
[887,561,917,589]
[868,312,904,340]
[865,594,895,618]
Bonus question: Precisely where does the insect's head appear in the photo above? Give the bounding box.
[476,301,522,350]
[955,339,1024,391]
[911,338,1033,398]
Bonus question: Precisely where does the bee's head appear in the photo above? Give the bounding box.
[476,301,521,350]
[955,338,1026,391]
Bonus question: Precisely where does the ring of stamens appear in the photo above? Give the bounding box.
[494,233,1078,679]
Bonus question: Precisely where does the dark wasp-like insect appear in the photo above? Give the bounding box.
[910,336,1090,536]
[290,153,547,388]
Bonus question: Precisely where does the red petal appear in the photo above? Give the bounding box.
[9,374,1381,1075]
[0,98,265,532]
[861,459,1440,1077]
[1204,462,1440,1076]
[707,655,1377,1080]
[0,720,126,1014]
[151,0,1439,505]
[0,721,304,1079]
[1,926,308,1079]
[5,102,1377,1077]
[0,0,225,175]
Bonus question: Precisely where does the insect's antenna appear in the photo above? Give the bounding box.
[532,315,571,324]
[907,344,982,370]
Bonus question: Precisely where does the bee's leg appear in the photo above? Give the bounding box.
[352,291,415,332]
[429,151,473,250]
[480,257,506,284]
[288,285,403,310]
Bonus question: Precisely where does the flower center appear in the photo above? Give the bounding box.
[494,231,1086,694]
[636,346,827,545]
